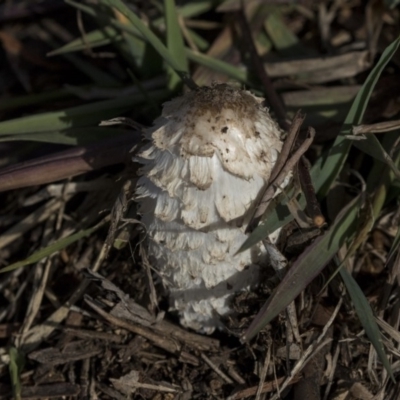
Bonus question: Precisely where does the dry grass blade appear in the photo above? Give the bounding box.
[353,119,400,135]
[0,135,138,192]
[84,297,199,365]
[264,51,370,83]
[240,126,315,253]
[227,375,302,400]
[298,157,325,228]
[245,111,304,234]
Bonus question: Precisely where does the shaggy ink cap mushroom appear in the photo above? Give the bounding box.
[135,84,286,333]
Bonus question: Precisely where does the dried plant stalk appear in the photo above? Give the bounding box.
[135,84,287,333]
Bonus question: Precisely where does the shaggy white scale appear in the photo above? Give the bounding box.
[135,84,285,333]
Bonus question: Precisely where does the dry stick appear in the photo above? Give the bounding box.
[200,353,234,384]
[85,268,219,352]
[270,110,305,183]
[227,375,302,400]
[84,297,199,366]
[255,341,271,400]
[246,111,305,233]
[0,134,139,192]
[298,158,325,228]
[248,127,316,234]
[322,339,341,400]
[109,378,178,394]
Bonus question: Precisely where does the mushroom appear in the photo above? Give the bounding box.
[135,84,286,333]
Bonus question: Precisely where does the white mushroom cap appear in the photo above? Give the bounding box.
[135,84,285,333]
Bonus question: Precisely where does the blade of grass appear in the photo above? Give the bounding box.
[0,134,140,191]
[64,0,99,16]
[353,134,400,179]
[9,347,24,400]
[242,195,360,342]
[65,0,150,70]
[340,267,395,381]
[185,27,210,51]
[42,24,121,87]
[238,182,302,253]
[311,36,400,196]
[186,48,248,83]
[48,26,121,56]
[0,89,167,135]
[367,132,400,262]
[85,15,247,86]
[100,0,189,80]
[0,219,108,273]
[264,10,313,57]
[165,0,189,89]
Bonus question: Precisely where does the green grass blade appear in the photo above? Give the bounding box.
[165,0,189,69]
[101,0,188,78]
[177,1,216,17]
[8,347,24,400]
[237,186,301,253]
[165,0,189,89]
[264,11,313,57]
[242,195,359,342]
[64,0,98,16]
[353,135,400,179]
[48,27,121,56]
[0,219,108,273]
[185,27,210,51]
[0,89,168,135]
[312,36,400,196]
[186,48,248,83]
[340,268,395,381]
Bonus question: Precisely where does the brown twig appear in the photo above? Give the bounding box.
[200,353,234,384]
[270,110,305,183]
[227,375,302,399]
[85,296,199,365]
[246,119,314,233]
[0,134,138,192]
[298,158,325,227]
